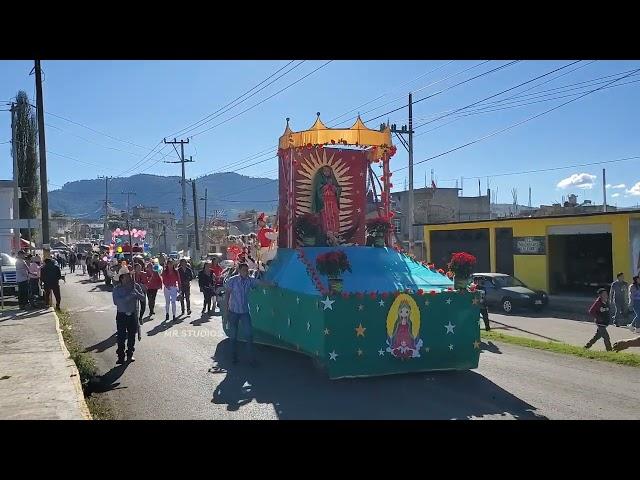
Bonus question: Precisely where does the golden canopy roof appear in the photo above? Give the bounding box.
[278,113,393,160]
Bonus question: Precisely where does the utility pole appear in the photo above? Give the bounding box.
[191,179,200,258]
[34,60,50,257]
[200,188,208,256]
[162,220,168,253]
[98,176,112,244]
[390,94,415,253]
[120,191,136,263]
[407,93,414,255]
[163,138,192,256]
[10,103,21,252]
[120,191,136,217]
[602,168,607,213]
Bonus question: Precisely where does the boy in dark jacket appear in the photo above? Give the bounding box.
[585,288,612,351]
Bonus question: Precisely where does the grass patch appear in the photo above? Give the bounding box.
[57,309,114,420]
[481,330,640,368]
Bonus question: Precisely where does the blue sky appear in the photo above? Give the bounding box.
[1,59,639,207]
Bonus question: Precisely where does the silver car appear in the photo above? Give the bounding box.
[0,253,17,296]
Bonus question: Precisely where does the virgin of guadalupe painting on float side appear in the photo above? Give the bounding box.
[385,294,423,359]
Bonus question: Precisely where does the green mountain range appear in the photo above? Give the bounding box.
[49,172,279,219]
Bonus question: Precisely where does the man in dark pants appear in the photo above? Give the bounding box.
[177,258,194,316]
[224,262,275,365]
[585,288,613,351]
[477,278,491,331]
[68,251,77,274]
[112,267,145,364]
[41,258,62,310]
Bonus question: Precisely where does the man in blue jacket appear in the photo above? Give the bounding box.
[112,267,146,364]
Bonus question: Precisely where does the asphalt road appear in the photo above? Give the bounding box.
[61,273,640,420]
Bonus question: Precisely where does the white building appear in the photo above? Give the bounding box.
[0,180,15,253]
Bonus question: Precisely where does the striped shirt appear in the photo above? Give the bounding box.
[225,274,258,314]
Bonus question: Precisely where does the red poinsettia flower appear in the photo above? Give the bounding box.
[430,290,437,295]
[342,292,350,299]
[417,289,424,295]
[369,292,377,299]
[381,291,389,298]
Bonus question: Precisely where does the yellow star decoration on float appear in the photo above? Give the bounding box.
[355,323,366,337]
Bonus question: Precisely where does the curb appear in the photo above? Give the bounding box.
[52,309,92,420]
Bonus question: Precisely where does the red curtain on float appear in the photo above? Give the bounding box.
[278,146,367,247]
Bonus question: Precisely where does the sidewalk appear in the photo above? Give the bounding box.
[0,307,91,420]
[487,312,640,354]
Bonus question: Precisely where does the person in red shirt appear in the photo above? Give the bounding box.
[145,262,163,317]
[209,256,224,312]
[162,259,180,321]
[256,212,277,265]
[133,263,149,323]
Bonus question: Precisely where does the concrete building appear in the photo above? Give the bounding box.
[421,211,640,295]
[391,186,490,259]
[0,180,15,253]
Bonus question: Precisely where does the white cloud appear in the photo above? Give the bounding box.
[626,182,640,196]
[606,183,626,189]
[557,173,596,190]
[612,193,621,198]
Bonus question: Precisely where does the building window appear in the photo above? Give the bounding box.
[393,219,401,233]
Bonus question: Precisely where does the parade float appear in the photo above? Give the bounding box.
[222,114,481,379]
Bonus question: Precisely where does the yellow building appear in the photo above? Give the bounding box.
[421,211,640,294]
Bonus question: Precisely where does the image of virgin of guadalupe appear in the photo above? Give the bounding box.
[311,165,342,237]
[387,300,423,359]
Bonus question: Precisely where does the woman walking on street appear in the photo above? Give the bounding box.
[145,262,162,317]
[133,263,149,323]
[78,253,86,275]
[198,262,214,315]
[629,276,640,333]
[162,259,180,321]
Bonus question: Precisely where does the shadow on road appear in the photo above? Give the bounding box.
[146,316,183,336]
[84,333,117,353]
[209,339,546,420]
[86,363,129,394]
[480,341,502,355]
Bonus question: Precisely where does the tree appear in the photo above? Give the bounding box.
[13,91,40,240]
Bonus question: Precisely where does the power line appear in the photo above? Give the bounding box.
[413,76,640,137]
[332,60,492,127]
[413,60,582,130]
[188,60,334,139]
[364,61,520,123]
[326,60,456,124]
[167,60,303,138]
[189,61,505,179]
[398,67,640,172]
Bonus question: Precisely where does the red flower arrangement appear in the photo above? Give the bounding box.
[342,292,350,299]
[366,216,392,236]
[447,252,477,279]
[369,292,377,299]
[381,292,389,298]
[316,250,352,278]
[417,289,424,295]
